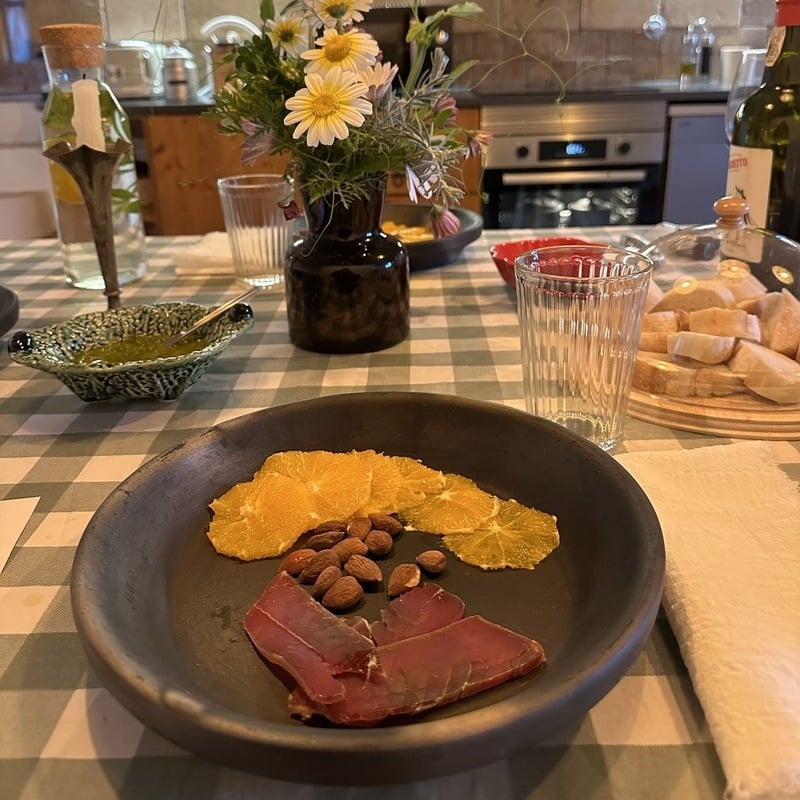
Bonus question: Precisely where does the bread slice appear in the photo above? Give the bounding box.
[728,340,800,404]
[633,352,697,397]
[695,364,745,397]
[759,289,800,356]
[688,307,761,341]
[639,332,670,353]
[717,260,768,302]
[641,310,681,333]
[668,331,736,364]
[651,279,736,313]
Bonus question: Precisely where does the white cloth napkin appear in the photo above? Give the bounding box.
[174,232,235,276]
[616,442,800,800]
[0,497,39,574]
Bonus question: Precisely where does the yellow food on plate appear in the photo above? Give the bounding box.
[208,473,318,560]
[207,449,559,570]
[399,473,497,535]
[443,499,559,571]
[382,220,435,243]
[256,449,373,522]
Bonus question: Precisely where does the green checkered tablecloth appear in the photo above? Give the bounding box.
[1,231,796,800]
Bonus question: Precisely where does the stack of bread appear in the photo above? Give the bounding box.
[634,260,800,405]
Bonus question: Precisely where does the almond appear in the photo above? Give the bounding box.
[368,512,405,536]
[364,529,393,557]
[322,576,364,611]
[311,565,343,599]
[306,529,346,550]
[416,550,447,575]
[332,537,368,562]
[298,549,341,583]
[388,563,421,597]
[344,553,382,584]
[278,548,316,576]
[313,520,348,534]
[346,516,373,540]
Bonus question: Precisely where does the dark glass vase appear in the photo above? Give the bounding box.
[285,181,410,354]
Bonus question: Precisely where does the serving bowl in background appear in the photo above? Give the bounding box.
[490,236,603,288]
[7,301,253,402]
[382,204,483,270]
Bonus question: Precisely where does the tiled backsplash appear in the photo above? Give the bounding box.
[452,0,775,93]
[27,0,776,94]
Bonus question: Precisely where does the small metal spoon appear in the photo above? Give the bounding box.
[165,286,259,347]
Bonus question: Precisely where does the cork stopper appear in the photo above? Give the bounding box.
[40,24,104,69]
[713,196,749,230]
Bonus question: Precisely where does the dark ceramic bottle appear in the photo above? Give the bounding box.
[285,180,410,354]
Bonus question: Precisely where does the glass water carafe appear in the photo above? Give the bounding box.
[40,24,147,290]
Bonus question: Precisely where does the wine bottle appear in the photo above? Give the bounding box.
[726,0,800,241]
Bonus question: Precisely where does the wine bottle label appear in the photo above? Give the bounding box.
[725,145,771,261]
[726,145,773,229]
[765,26,786,67]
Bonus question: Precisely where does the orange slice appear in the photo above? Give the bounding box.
[399,472,496,534]
[256,449,372,521]
[353,449,401,515]
[207,472,318,560]
[443,498,559,570]
[390,455,446,510]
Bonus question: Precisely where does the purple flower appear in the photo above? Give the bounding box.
[431,208,461,239]
[467,129,493,158]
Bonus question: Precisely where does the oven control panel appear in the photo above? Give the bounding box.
[486,132,665,170]
[481,100,668,170]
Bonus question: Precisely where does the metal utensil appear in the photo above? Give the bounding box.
[165,285,259,347]
[642,0,666,40]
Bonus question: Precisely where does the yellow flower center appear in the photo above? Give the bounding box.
[323,37,352,64]
[323,2,348,19]
[311,95,338,118]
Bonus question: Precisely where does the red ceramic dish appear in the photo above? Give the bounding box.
[490,237,603,288]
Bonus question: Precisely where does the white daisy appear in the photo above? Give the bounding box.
[309,0,373,26]
[284,70,373,147]
[265,13,310,57]
[302,28,379,75]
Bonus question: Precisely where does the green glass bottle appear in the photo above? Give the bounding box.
[726,0,800,241]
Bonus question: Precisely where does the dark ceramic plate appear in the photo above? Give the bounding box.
[0,285,19,338]
[71,392,664,785]
[383,205,483,270]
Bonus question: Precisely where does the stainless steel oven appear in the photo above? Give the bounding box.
[482,101,667,229]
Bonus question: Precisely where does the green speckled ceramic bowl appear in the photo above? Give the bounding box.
[7,302,254,402]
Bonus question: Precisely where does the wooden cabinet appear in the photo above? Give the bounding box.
[140,114,288,235]
[140,107,483,235]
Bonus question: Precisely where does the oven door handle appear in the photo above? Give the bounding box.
[501,169,648,186]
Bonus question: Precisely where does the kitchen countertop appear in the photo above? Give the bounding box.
[120,82,729,115]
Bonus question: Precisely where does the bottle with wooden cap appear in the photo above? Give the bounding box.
[40,23,147,290]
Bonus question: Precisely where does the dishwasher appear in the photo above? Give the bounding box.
[662,103,730,224]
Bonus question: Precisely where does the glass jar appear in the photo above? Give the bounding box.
[40,23,147,290]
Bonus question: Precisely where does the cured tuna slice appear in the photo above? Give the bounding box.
[370,584,465,646]
[289,615,545,725]
[244,571,374,703]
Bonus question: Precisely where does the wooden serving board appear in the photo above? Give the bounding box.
[627,387,800,439]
